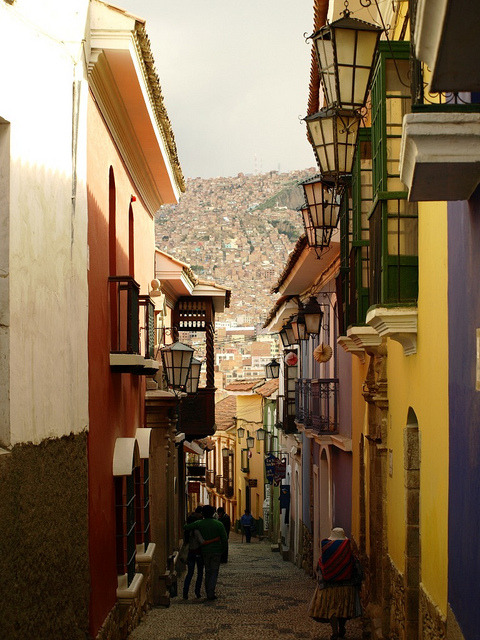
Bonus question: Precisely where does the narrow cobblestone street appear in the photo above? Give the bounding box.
[128,533,364,640]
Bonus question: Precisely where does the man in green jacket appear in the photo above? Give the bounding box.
[184,504,227,600]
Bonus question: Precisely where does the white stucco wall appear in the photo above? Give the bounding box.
[0,0,90,445]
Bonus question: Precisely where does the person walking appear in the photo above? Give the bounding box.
[240,509,254,543]
[308,527,363,640]
[182,511,204,600]
[217,507,231,563]
[184,504,227,601]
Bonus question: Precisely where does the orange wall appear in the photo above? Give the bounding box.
[87,94,155,637]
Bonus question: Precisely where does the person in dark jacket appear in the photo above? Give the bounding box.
[240,509,254,543]
[182,511,204,599]
[217,507,231,563]
[184,504,227,600]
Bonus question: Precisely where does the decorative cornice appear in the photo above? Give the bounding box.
[366,307,418,356]
[400,112,480,201]
[337,336,366,363]
[347,325,382,354]
[134,24,185,193]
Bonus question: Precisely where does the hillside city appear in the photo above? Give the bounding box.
[155,168,315,385]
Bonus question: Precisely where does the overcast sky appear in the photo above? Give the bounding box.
[121,0,316,179]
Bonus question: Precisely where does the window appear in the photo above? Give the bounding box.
[135,458,150,549]
[369,42,418,306]
[115,470,137,585]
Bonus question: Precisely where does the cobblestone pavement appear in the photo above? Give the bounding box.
[128,532,365,640]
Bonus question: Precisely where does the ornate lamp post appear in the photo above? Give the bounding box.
[303,296,324,336]
[304,108,361,178]
[311,9,382,111]
[265,358,281,379]
[160,341,194,391]
[185,357,202,394]
[300,175,343,252]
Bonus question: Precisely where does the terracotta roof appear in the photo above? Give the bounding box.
[224,379,265,392]
[307,0,329,117]
[255,379,279,398]
[270,235,309,293]
[215,395,237,431]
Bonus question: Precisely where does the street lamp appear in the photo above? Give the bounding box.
[265,358,281,379]
[185,357,202,394]
[279,326,290,348]
[256,428,266,441]
[304,107,361,178]
[246,436,255,449]
[237,426,245,440]
[291,310,308,342]
[160,341,194,391]
[303,296,324,336]
[311,10,382,112]
[300,176,343,252]
[283,319,296,347]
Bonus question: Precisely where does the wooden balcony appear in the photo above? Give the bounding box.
[177,387,215,438]
[295,378,339,434]
[205,469,215,488]
[186,464,206,478]
[225,481,234,499]
[108,276,159,375]
[215,475,224,495]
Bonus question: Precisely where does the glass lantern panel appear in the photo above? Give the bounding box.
[335,27,356,65]
[355,30,379,66]
[353,67,371,106]
[316,36,337,105]
[338,65,354,108]
[307,118,324,148]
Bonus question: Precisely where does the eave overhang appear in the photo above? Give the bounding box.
[88,1,184,215]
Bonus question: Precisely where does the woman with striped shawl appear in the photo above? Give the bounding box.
[308,527,363,639]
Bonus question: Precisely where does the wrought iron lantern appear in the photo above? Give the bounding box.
[304,107,361,178]
[265,358,281,379]
[300,176,343,251]
[303,296,324,336]
[279,326,290,348]
[256,428,266,441]
[237,426,245,440]
[246,436,255,449]
[185,357,202,394]
[160,341,194,391]
[283,319,296,347]
[311,10,382,111]
[222,447,230,458]
[291,310,308,342]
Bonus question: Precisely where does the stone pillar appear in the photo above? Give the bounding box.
[145,389,177,606]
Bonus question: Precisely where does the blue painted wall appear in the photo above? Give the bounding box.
[448,188,480,640]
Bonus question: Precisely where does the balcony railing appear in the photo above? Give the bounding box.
[177,387,215,438]
[109,276,140,354]
[215,475,224,495]
[205,469,215,488]
[295,378,339,434]
[139,295,155,360]
[186,464,206,478]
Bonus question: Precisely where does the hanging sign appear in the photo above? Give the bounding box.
[273,457,287,486]
[265,453,277,484]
